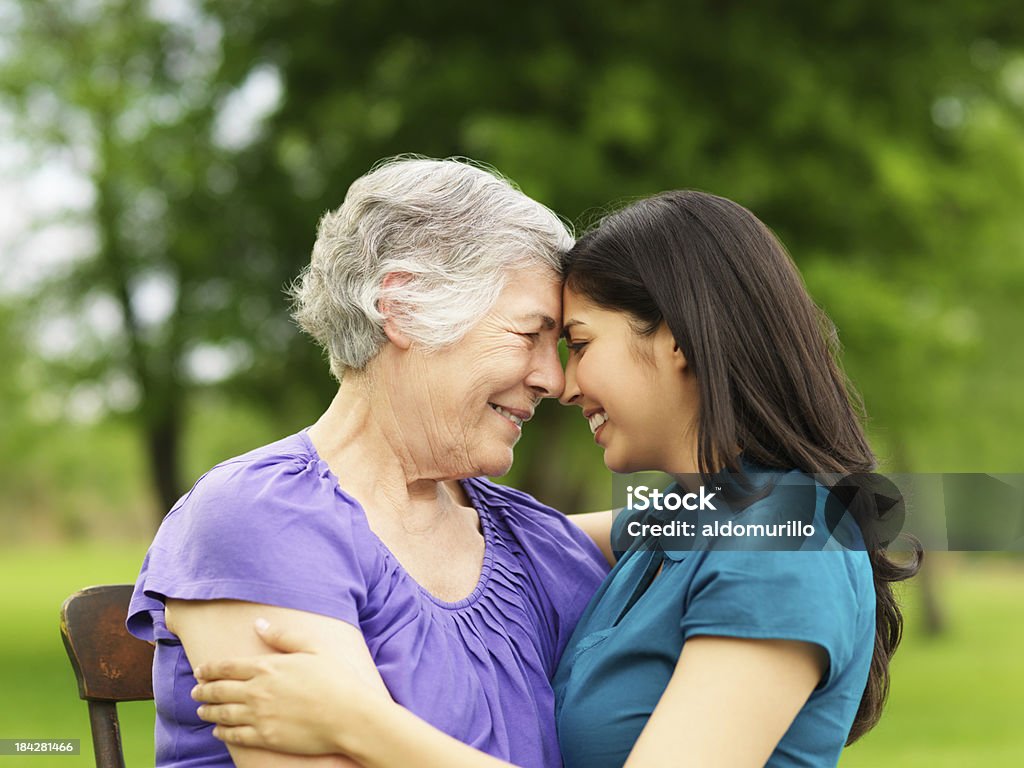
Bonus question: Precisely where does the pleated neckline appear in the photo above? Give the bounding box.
[298,429,499,612]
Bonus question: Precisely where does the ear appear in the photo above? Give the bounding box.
[379,272,414,350]
[670,341,688,372]
[655,322,688,372]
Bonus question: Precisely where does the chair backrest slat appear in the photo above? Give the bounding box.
[60,584,154,768]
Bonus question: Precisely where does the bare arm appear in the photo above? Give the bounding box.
[192,619,825,767]
[624,636,827,767]
[348,636,821,768]
[341,698,514,768]
[167,599,389,767]
[568,509,616,565]
[193,619,513,768]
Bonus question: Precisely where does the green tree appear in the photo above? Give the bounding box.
[1,0,331,518]
[3,0,1022,528]
[206,0,1024,504]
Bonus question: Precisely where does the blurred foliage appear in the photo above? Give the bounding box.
[0,0,1022,529]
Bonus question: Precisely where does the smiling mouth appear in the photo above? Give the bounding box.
[587,411,608,434]
[489,403,525,428]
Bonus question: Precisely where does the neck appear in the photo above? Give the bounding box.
[307,371,465,529]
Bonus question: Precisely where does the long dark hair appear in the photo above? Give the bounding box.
[565,190,921,743]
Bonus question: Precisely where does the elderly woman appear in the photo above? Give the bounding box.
[127,157,610,768]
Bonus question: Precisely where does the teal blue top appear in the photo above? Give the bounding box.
[553,465,875,768]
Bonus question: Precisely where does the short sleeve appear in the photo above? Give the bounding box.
[679,548,872,687]
[128,450,370,642]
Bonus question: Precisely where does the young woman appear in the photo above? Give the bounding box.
[191,190,919,767]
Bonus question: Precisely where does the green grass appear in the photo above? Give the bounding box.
[0,543,155,767]
[1,546,1021,767]
[841,557,1024,766]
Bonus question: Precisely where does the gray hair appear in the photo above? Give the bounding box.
[290,156,573,380]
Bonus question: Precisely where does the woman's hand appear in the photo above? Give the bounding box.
[192,618,390,757]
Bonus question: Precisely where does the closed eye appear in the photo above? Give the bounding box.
[565,340,588,354]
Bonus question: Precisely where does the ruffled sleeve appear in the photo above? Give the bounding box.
[128,445,370,642]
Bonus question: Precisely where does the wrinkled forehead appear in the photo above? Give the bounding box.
[495,266,563,328]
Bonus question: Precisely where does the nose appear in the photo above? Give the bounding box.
[559,356,580,406]
[527,339,565,399]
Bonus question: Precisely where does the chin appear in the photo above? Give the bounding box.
[474,449,515,478]
[603,451,629,474]
[603,447,648,475]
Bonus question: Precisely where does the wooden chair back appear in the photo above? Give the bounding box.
[60,584,154,768]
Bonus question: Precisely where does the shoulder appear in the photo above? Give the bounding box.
[465,476,559,514]
[178,432,316,507]
[162,431,357,535]
[725,464,869,556]
[689,462,875,603]
[129,432,374,639]
[145,429,373,586]
[684,467,874,636]
[466,478,592,544]
[465,477,609,580]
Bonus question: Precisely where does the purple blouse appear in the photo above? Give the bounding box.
[128,431,608,767]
